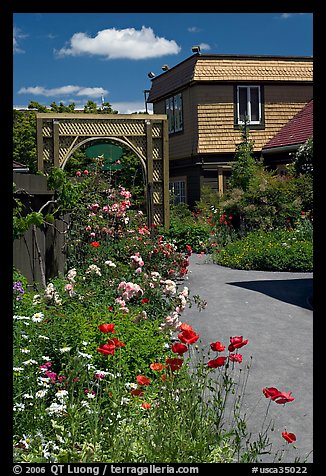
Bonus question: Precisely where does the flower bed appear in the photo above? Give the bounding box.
[13,171,310,463]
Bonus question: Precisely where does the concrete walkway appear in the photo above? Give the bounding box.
[181,253,313,463]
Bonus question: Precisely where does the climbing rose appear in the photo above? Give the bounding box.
[207,356,227,368]
[282,431,296,443]
[210,341,225,352]
[98,323,115,333]
[228,336,248,352]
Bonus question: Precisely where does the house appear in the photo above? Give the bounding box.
[147,53,313,206]
[261,99,313,174]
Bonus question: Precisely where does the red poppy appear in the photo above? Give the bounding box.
[131,389,144,396]
[141,298,149,304]
[229,353,243,363]
[273,391,295,404]
[282,431,296,444]
[141,402,151,410]
[150,363,165,371]
[179,323,194,332]
[207,356,227,368]
[178,329,199,345]
[96,343,116,356]
[263,387,295,404]
[172,343,188,355]
[136,375,151,386]
[228,336,248,352]
[210,341,225,352]
[110,337,126,348]
[90,241,100,248]
[98,323,115,333]
[165,357,184,373]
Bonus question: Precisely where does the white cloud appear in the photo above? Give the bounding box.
[279,13,307,19]
[18,85,108,98]
[111,101,153,114]
[198,43,211,52]
[188,26,202,33]
[13,27,28,54]
[55,26,181,60]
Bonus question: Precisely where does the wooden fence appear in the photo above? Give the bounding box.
[13,173,67,288]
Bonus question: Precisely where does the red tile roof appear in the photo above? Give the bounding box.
[263,100,313,150]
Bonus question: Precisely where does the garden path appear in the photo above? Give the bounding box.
[181,253,313,463]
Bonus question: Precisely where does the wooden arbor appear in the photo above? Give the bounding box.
[36,113,170,228]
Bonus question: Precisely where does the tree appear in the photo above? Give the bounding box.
[13,110,37,173]
[228,119,260,192]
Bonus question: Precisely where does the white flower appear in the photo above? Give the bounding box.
[38,335,50,340]
[85,264,102,276]
[22,393,34,400]
[32,294,41,305]
[59,346,71,353]
[13,315,30,320]
[35,389,48,398]
[13,403,25,411]
[13,367,24,372]
[46,402,67,416]
[82,341,88,346]
[77,351,93,359]
[125,382,138,390]
[21,348,30,354]
[105,260,116,267]
[22,359,38,366]
[32,312,44,323]
[55,390,69,401]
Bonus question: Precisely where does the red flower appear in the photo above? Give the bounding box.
[165,357,184,373]
[207,356,227,368]
[141,402,151,410]
[172,343,188,355]
[131,389,144,396]
[96,343,116,356]
[229,353,243,363]
[90,241,100,248]
[110,337,126,348]
[178,329,199,345]
[263,387,295,404]
[228,336,248,352]
[150,362,165,371]
[179,323,194,332]
[141,298,149,304]
[136,375,151,386]
[75,171,81,176]
[83,169,89,175]
[210,341,225,352]
[282,431,296,444]
[98,323,115,333]
[273,391,295,405]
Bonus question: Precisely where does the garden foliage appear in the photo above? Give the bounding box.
[13,164,309,463]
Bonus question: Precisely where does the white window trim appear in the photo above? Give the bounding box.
[237,85,262,125]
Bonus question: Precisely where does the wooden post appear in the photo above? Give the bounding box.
[53,119,60,168]
[36,117,44,172]
[145,120,153,227]
[162,118,170,229]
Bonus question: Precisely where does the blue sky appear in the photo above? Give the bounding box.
[13,12,313,113]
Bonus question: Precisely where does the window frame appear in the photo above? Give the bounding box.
[165,92,183,134]
[169,176,187,204]
[235,85,265,129]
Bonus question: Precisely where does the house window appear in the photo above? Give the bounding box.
[165,93,183,134]
[169,177,187,204]
[236,85,262,125]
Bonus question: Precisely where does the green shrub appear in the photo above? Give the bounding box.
[213,228,313,272]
